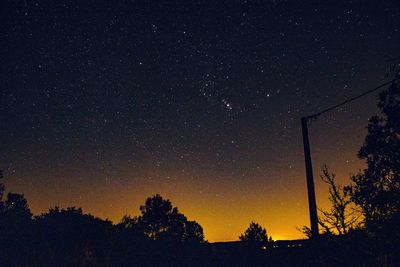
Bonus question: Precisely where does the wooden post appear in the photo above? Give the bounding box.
[301,117,319,238]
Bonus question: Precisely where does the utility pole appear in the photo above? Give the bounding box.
[299,77,399,239]
[301,116,319,238]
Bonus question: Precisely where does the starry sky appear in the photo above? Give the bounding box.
[1,0,399,241]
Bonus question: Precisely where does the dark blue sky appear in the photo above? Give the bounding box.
[1,0,399,241]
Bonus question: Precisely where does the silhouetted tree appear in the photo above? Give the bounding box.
[116,215,145,242]
[318,165,359,235]
[3,193,32,221]
[0,172,32,222]
[119,214,139,229]
[0,191,33,266]
[343,70,400,266]
[0,192,32,235]
[139,194,204,242]
[346,79,400,232]
[239,222,270,245]
[185,220,205,243]
[35,207,113,266]
[297,225,312,238]
[139,194,178,240]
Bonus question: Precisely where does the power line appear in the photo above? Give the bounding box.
[306,77,400,120]
[301,68,399,239]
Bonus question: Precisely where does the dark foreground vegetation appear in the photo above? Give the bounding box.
[0,193,399,267]
[1,75,399,266]
[1,191,398,267]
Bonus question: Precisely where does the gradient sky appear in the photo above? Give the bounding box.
[1,0,399,242]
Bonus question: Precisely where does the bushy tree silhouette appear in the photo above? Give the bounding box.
[343,73,400,266]
[184,220,205,243]
[239,222,270,245]
[0,173,34,267]
[139,194,204,243]
[0,172,32,221]
[347,80,400,232]
[35,207,113,266]
[119,214,139,229]
[3,193,32,220]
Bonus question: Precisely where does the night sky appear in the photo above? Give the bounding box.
[1,1,399,241]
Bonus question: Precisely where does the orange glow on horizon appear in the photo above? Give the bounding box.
[6,158,364,242]
[4,106,369,242]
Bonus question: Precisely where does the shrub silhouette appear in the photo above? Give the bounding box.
[239,221,270,245]
[138,194,204,243]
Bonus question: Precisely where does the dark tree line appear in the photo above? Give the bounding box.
[0,180,272,267]
[0,187,208,266]
[0,73,399,266]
